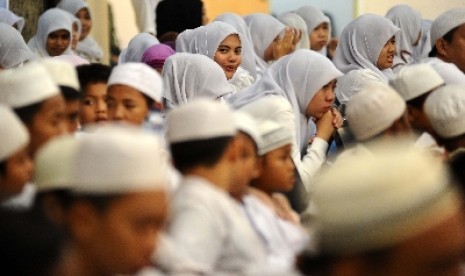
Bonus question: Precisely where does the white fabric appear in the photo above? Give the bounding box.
[335,69,384,104]
[346,83,406,141]
[189,21,239,60]
[162,176,266,274]
[424,84,465,138]
[40,58,80,91]
[234,111,261,148]
[389,63,444,101]
[72,124,168,194]
[386,5,422,64]
[295,6,328,35]
[0,62,59,108]
[131,0,159,34]
[119,33,159,63]
[430,8,465,49]
[422,57,465,85]
[278,12,310,50]
[215,13,258,79]
[315,143,460,254]
[108,62,163,102]
[257,119,293,156]
[333,14,400,82]
[53,54,90,66]
[35,135,79,191]
[27,8,74,58]
[0,104,29,161]
[56,0,87,15]
[414,19,432,60]
[162,53,233,108]
[165,98,236,143]
[0,23,34,69]
[175,28,198,53]
[229,67,254,93]
[0,8,25,32]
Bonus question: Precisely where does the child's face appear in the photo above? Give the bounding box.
[256,144,295,194]
[76,8,92,41]
[106,85,150,126]
[306,79,336,119]
[64,99,80,133]
[377,36,396,70]
[214,34,242,80]
[46,29,71,56]
[1,147,33,200]
[310,22,329,51]
[80,82,108,126]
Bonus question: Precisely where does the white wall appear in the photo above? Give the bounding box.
[107,0,139,48]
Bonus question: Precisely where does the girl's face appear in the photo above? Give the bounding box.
[214,34,242,80]
[230,133,259,201]
[0,147,33,201]
[310,22,329,51]
[71,22,80,50]
[306,79,337,119]
[46,29,71,56]
[76,7,92,41]
[106,85,150,126]
[377,36,396,70]
[254,144,295,194]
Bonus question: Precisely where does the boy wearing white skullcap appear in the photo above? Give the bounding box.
[0,104,33,202]
[107,62,163,126]
[424,85,465,155]
[60,124,169,276]
[297,142,465,276]
[159,99,267,275]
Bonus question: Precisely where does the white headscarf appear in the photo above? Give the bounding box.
[27,8,74,58]
[57,0,87,14]
[119,33,159,63]
[386,5,422,64]
[295,5,329,36]
[335,69,384,104]
[333,14,400,82]
[162,53,233,108]
[278,12,310,50]
[0,23,34,69]
[228,49,343,149]
[189,21,240,60]
[215,13,258,79]
[175,28,199,53]
[415,19,432,60]
[0,8,25,33]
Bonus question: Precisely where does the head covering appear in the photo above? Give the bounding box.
[0,104,29,161]
[175,28,198,53]
[72,124,168,194]
[295,5,329,34]
[162,53,233,108]
[390,64,444,101]
[234,111,261,148]
[35,135,79,192]
[119,33,159,63]
[141,43,175,69]
[257,119,293,156]
[424,85,465,138]
[27,8,73,58]
[424,58,465,85]
[385,5,422,63]
[333,14,400,82]
[189,21,240,60]
[229,49,343,150]
[155,0,203,38]
[52,54,90,67]
[0,23,34,69]
[414,19,432,60]
[0,62,59,108]
[336,69,384,104]
[278,12,310,50]
[108,62,163,102]
[56,0,88,15]
[346,83,406,141]
[166,98,236,143]
[215,13,258,78]
[314,142,460,254]
[40,58,80,91]
[0,8,25,32]
[430,8,465,49]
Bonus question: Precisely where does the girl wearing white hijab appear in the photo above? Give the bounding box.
[278,12,310,51]
[386,5,422,70]
[333,14,400,82]
[28,8,74,58]
[188,21,254,93]
[0,23,34,69]
[119,32,159,63]
[56,0,103,62]
[0,8,25,33]
[162,53,233,111]
[228,49,343,193]
[296,6,330,54]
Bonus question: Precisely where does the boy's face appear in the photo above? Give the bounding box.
[73,191,168,275]
[256,144,295,194]
[0,147,33,201]
[106,85,150,126]
[80,82,108,126]
[64,99,80,133]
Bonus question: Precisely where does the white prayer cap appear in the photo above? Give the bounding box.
[314,142,460,254]
[71,124,168,194]
[390,64,444,101]
[0,104,29,161]
[347,83,406,141]
[257,120,293,156]
[424,85,465,138]
[40,58,80,91]
[234,111,261,148]
[108,62,163,102]
[35,135,79,192]
[335,69,384,104]
[0,62,59,108]
[166,98,236,143]
[430,8,465,48]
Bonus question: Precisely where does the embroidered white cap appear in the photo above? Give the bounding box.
[0,104,29,161]
[40,58,80,91]
[430,8,465,48]
[257,119,293,156]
